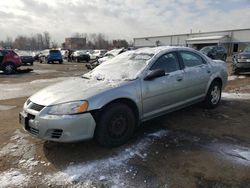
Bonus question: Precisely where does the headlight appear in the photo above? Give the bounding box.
[48,101,89,115]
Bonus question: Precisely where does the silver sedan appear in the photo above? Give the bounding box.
[19,46,228,147]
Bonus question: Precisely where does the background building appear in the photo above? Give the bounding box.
[64,37,86,49]
[134,28,250,56]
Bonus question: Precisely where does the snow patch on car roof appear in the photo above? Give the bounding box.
[134,46,183,55]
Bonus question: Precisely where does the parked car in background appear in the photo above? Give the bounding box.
[72,50,90,62]
[17,51,34,66]
[89,49,107,60]
[86,48,126,69]
[47,49,63,64]
[38,50,49,63]
[0,49,22,74]
[232,46,250,74]
[200,46,227,61]
[20,46,228,147]
[97,48,126,64]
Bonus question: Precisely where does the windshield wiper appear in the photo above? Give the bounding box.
[81,75,90,79]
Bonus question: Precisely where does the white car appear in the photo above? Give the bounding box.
[88,50,107,60]
[98,48,126,64]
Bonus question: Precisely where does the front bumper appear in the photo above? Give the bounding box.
[233,59,250,70]
[19,106,96,142]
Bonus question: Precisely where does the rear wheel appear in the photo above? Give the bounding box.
[204,81,222,109]
[3,62,16,74]
[95,103,136,147]
[59,60,63,64]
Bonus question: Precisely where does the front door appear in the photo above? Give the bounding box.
[141,52,186,119]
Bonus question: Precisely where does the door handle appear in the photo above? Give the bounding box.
[177,77,183,82]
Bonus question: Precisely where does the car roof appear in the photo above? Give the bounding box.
[134,46,190,55]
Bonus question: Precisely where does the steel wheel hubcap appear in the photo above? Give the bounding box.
[109,115,127,138]
[211,86,220,104]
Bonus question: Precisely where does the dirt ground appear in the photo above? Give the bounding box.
[0,61,250,188]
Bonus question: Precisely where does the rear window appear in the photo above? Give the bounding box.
[49,50,60,53]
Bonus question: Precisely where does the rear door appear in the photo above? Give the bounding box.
[178,50,211,100]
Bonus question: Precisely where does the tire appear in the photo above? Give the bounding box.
[95,103,136,147]
[3,62,16,74]
[204,81,222,109]
[30,62,33,66]
[59,60,63,64]
[47,61,50,64]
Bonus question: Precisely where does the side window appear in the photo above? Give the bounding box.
[150,52,179,73]
[180,51,204,68]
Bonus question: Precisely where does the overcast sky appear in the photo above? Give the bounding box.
[0,0,249,43]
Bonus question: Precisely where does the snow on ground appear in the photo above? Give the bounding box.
[228,75,246,81]
[0,129,35,159]
[32,70,58,74]
[44,129,168,187]
[0,129,168,188]
[0,105,16,111]
[0,170,30,188]
[0,77,72,100]
[222,92,250,100]
[209,143,250,166]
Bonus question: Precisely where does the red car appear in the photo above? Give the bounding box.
[0,50,22,74]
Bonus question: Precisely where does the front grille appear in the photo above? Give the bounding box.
[46,129,63,139]
[27,113,35,120]
[238,58,250,63]
[29,102,45,112]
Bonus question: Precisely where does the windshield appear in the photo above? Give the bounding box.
[16,51,32,56]
[243,46,250,52]
[84,51,154,81]
[200,46,213,54]
[104,53,114,57]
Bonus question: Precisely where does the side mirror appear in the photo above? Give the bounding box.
[144,69,166,81]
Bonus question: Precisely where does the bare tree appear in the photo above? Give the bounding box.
[43,31,51,49]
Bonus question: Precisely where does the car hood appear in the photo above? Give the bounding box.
[238,52,250,58]
[30,77,121,106]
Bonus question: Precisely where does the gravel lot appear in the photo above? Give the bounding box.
[0,61,250,188]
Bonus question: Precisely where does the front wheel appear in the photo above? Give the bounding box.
[95,103,136,147]
[203,81,222,109]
